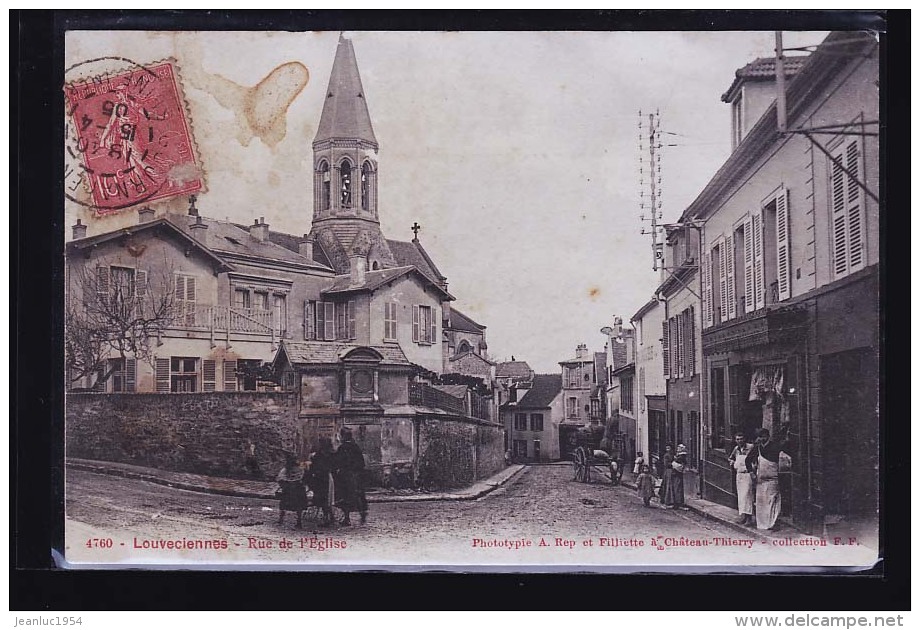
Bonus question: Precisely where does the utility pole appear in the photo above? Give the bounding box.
[638,110,664,271]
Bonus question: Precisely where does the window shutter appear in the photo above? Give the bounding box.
[223,360,238,391]
[348,300,356,340]
[155,357,170,392]
[92,365,105,392]
[305,301,316,340]
[725,233,737,320]
[670,317,678,379]
[743,217,755,313]
[775,188,791,301]
[185,276,197,325]
[688,306,696,376]
[752,210,765,309]
[430,307,438,345]
[702,250,713,328]
[676,314,684,379]
[662,320,670,377]
[125,358,136,392]
[717,237,727,323]
[96,265,110,307]
[203,359,217,392]
[845,141,865,272]
[134,270,148,318]
[175,275,186,322]
[323,302,335,340]
[412,306,420,343]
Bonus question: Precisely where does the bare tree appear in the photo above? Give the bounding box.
[65,255,179,388]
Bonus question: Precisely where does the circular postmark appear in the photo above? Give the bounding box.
[64,56,203,214]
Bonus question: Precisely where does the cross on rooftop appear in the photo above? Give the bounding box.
[411,222,421,239]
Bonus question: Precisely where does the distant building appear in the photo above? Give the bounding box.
[630,298,665,469]
[501,374,564,462]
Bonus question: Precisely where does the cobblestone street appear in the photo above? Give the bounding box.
[64,465,876,569]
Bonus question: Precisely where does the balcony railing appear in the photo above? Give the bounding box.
[168,305,279,348]
[409,382,492,421]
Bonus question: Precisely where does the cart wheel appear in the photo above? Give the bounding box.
[572,448,583,481]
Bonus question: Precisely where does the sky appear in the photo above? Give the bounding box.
[65,29,828,373]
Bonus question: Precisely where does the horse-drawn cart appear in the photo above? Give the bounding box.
[571,446,622,484]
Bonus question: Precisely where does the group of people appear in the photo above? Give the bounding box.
[629,425,791,530]
[634,444,690,510]
[275,428,369,529]
[729,425,792,531]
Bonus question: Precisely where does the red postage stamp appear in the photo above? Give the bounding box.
[64,60,202,214]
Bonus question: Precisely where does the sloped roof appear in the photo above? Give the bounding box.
[181,215,328,269]
[321,266,454,300]
[387,239,445,286]
[314,35,377,146]
[431,384,468,400]
[516,374,563,409]
[447,308,486,333]
[721,55,809,102]
[279,341,410,366]
[448,351,495,367]
[496,361,533,379]
[66,217,231,270]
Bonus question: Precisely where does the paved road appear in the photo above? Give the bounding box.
[64,465,875,569]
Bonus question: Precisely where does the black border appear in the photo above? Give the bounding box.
[12,9,908,610]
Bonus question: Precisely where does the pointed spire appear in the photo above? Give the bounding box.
[313,35,378,146]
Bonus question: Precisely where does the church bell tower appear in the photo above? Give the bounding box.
[311,35,396,274]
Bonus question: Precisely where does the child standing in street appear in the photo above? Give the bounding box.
[636,465,655,507]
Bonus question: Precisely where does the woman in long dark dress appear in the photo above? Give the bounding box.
[309,438,336,525]
[663,444,688,509]
[276,452,308,528]
[658,444,674,504]
[335,428,368,526]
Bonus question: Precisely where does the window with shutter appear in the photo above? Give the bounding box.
[412,306,420,342]
[752,210,765,309]
[223,360,238,391]
[725,233,737,320]
[670,317,679,380]
[155,358,170,392]
[203,359,217,392]
[335,302,347,340]
[743,216,755,313]
[662,320,670,377]
[174,274,197,326]
[775,188,791,301]
[430,306,438,345]
[830,140,866,279]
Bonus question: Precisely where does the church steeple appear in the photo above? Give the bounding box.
[310,35,395,275]
[314,34,378,147]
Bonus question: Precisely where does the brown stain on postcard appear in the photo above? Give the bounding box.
[186,59,309,148]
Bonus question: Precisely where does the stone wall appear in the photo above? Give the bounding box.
[66,392,299,480]
[416,417,505,490]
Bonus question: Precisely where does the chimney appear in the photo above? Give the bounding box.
[138,206,155,224]
[299,233,314,260]
[575,343,589,360]
[250,217,269,242]
[72,219,87,240]
[189,215,209,246]
[349,255,367,286]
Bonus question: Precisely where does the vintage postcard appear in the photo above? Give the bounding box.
[61,26,882,570]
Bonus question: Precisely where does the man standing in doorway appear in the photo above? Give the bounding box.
[729,432,755,526]
[746,425,792,531]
